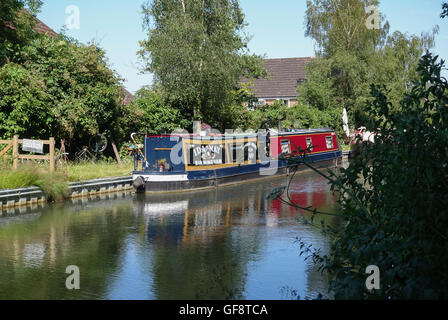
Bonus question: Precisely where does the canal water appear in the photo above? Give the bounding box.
[0,171,340,300]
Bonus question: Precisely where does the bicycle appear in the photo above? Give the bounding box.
[74,146,95,162]
[74,134,108,162]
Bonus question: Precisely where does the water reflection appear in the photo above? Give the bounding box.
[0,172,339,300]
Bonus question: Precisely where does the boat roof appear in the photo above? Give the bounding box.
[147,128,334,139]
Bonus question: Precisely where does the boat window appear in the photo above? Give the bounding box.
[325,136,333,149]
[228,141,258,164]
[280,140,290,154]
[244,142,257,163]
[306,137,312,150]
[231,143,244,164]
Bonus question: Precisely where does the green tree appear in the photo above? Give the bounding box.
[248,100,287,130]
[0,32,126,152]
[126,86,190,134]
[442,2,448,18]
[285,53,448,299]
[138,0,265,129]
[304,0,388,57]
[0,0,42,65]
[283,104,343,136]
[299,0,437,127]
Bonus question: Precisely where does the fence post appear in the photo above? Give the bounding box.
[49,137,55,172]
[12,135,19,170]
[111,141,122,164]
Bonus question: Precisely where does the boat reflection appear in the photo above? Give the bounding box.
[131,173,338,299]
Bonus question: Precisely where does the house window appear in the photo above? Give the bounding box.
[283,99,290,107]
[325,136,334,149]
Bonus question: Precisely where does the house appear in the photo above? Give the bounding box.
[242,57,313,108]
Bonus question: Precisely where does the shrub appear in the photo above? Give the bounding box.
[283,104,344,138]
[290,53,448,299]
[127,87,191,134]
[0,33,125,152]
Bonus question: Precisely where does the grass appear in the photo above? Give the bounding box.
[0,158,134,201]
[0,164,69,201]
[64,159,133,182]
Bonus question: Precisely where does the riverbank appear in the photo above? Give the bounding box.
[0,161,133,187]
[0,175,133,211]
[0,161,134,203]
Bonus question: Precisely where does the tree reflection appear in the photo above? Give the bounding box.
[0,172,340,300]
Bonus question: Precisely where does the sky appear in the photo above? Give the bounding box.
[36,0,448,94]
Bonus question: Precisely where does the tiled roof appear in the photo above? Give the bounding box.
[242,57,313,99]
[33,16,58,38]
[3,10,58,38]
[122,88,134,106]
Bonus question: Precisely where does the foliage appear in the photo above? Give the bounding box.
[218,103,251,131]
[304,0,387,57]
[139,0,266,128]
[299,0,438,127]
[442,2,448,18]
[296,58,335,111]
[285,53,448,299]
[247,100,288,130]
[218,100,344,136]
[126,86,190,134]
[0,164,68,201]
[0,0,42,65]
[0,32,126,153]
[283,104,343,137]
[0,62,53,137]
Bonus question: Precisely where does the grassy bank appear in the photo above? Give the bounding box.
[64,160,133,182]
[0,159,134,201]
[0,165,69,201]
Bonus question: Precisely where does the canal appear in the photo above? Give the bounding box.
[0,171,341,300]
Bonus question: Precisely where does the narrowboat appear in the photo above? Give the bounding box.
[132,128,342,193]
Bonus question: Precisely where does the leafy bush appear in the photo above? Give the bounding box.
[126,86,191,134]
[247,100,288,130]
[290,53,448,299]
[0,32,126,153]
[283,104,343,138]
[218,104,252,132]
[0,62,53,138]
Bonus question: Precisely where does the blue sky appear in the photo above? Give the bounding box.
[37,0,448,94]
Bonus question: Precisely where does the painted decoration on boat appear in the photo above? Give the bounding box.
[192,144,223,166]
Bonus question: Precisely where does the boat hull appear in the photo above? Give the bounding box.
[133,157,341,194]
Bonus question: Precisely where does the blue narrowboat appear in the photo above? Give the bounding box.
[132,128,342,193]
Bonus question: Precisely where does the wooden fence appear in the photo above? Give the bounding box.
[0,136,55,172]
